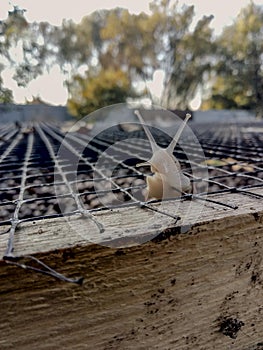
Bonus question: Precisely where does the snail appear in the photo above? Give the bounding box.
[134,110,192,200]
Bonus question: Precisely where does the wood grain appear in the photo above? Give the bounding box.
[0,190,263,349]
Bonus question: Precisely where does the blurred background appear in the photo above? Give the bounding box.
[0,0,263,120]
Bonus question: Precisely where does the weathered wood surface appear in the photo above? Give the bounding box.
[0,189,263,256]
[0,190,263,349]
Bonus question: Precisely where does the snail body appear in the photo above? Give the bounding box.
[135,110,191,200]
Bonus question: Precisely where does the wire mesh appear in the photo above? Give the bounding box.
[0,119,263,283]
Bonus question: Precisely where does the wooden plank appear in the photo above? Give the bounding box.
[0,189,263,256]
[0,190,263,349]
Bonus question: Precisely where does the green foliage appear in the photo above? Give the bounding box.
[0,7,51,87]
[0,3,215,111]
[203,2,263,114]
[0,7,27,97]
[0,6,28,49]
[0,64,13,103]
[1,1,263,116]
[0,79,13,103]
[99,9,157,79]
[67,68,134,117]
[0,88,13,103]
[154,2,214,109]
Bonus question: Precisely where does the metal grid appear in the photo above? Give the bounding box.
[0,119,263,282]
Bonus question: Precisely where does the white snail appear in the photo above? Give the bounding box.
[135,110,192,200]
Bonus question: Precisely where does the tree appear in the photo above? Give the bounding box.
[99,9,158,80]
[78,3,214,110]
[67,68,134,117]
[0,73,13,103]
[66,9,157,116]
[0,4,215,112]
[0,6,25,101]
[50,12,105,74]
[203,2,263,114]
[0,6,28,50]
[0,6,56,89]
[148,0,214,109]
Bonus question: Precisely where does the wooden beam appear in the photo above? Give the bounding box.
[1,189,263,256]
[0,189,263,349]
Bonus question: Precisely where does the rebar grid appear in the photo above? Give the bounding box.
[0,120,263,282]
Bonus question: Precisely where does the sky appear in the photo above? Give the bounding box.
[1,0,262,106]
